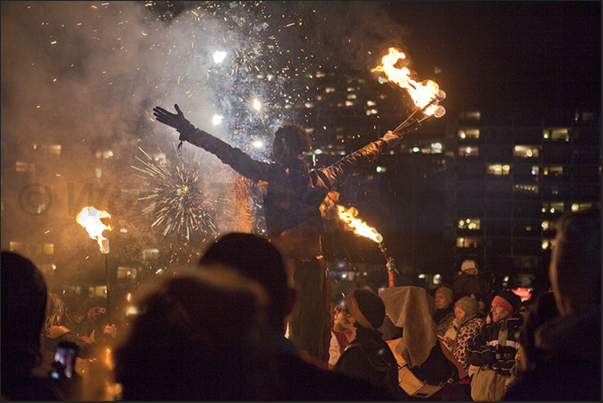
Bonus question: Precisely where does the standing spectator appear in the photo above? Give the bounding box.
[1,251,66,400]
[434,286,455,337]
[504,207,601,401]
[466,289,523,401]
[333,288,400,397]
[153,104,402,361]
[453,259,490,300]
[197,232,397,400]
[113,266,272,401]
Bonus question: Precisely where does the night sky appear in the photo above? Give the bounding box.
[1,1,600,269]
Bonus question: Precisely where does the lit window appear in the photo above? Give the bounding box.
[304,102,314,108]
[117,266,137,280]
[542,202,564,214]
[346,94,356,100]
[531,166,539,176]
[487,164,511,175]
[571,203,593,211]
[367,100,376,107]
[456,237,481,248]
[543,166,563,176]
[465,111,481,120]
[433,274,442,285]
[42,243,55,255]
[514,145,540,158]
[366,109,378,115]
[96,168,102,179]
[542,130,550,139]
[376,166,387,173]
[459,146,478,156]
[44,144,62,156]
[325,87,336,93]
[142,248,159,261]
[16,162,35,172]
[514,184,539,194]
[95,150,115,159]
[457,128,480,140]
[9,241,23,251]
[458,218,481,230]
[316,71,326,78]
[551,128,569,141]
[345,100,354,107]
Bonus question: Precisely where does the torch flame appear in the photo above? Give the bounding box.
[76,206,112,254]
[372,47,443,116]
[337,205,383,244]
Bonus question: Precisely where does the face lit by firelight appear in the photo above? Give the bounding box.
[435,292,449,310]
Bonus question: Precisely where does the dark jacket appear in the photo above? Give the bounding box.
[334,326,400,397]
[453,272,489,300]
[504,304,601,401]
[269,332,397,400]
[182,125,389,239]
[466,316,523,374]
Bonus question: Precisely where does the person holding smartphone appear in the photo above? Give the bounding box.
[1,251,67,400]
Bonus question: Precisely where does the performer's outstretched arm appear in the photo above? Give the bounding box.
[153,104,269,182]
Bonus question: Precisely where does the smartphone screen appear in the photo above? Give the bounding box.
[50,341,78,379]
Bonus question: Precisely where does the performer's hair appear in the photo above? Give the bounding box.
[275,122,312,155]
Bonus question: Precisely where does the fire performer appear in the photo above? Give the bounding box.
[153,104,403,361]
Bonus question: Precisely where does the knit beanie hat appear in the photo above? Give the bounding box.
[344,288,386,330]
[492,290,521,316]
[461,259,478,274]
[435,286,454,306]
[455,296,479,318]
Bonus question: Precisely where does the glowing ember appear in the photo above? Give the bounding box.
[337,205,383,244]
[76,206,112,254]
[372,47,445,116]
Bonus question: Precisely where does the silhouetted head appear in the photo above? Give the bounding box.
[113,267,269,401]
[271,123,312,163]
[549,207,601,316]
[199,232,296,333]
[1,251,48,372]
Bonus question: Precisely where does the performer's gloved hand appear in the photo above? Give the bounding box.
[153,104,192,141]
[381,130,402,148]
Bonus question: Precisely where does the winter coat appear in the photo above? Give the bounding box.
[466,316,523,374]
[452,316,484,371]
[503,304,601,401]
[334,326,400,397]
[453,272,490,299]
[269,332,397,400]
[434,306,455,337]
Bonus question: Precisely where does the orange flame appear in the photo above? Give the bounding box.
[76,206,112,254]
[337,205,383,244]
[372,47,442,116]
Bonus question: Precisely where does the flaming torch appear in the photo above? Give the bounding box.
[336,205,397,287]
[76,206,113,322]
[372,47,447,137]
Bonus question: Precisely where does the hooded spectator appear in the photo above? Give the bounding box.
[334,288,400,397]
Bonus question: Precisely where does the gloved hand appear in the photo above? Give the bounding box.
[381,130,402,148]
[153,104,192,141]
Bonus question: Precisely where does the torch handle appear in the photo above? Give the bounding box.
[104,254,112,324]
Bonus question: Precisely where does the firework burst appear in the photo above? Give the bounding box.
[133,145,217,240]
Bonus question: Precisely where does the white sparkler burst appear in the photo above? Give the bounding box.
[133,146,217,240]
